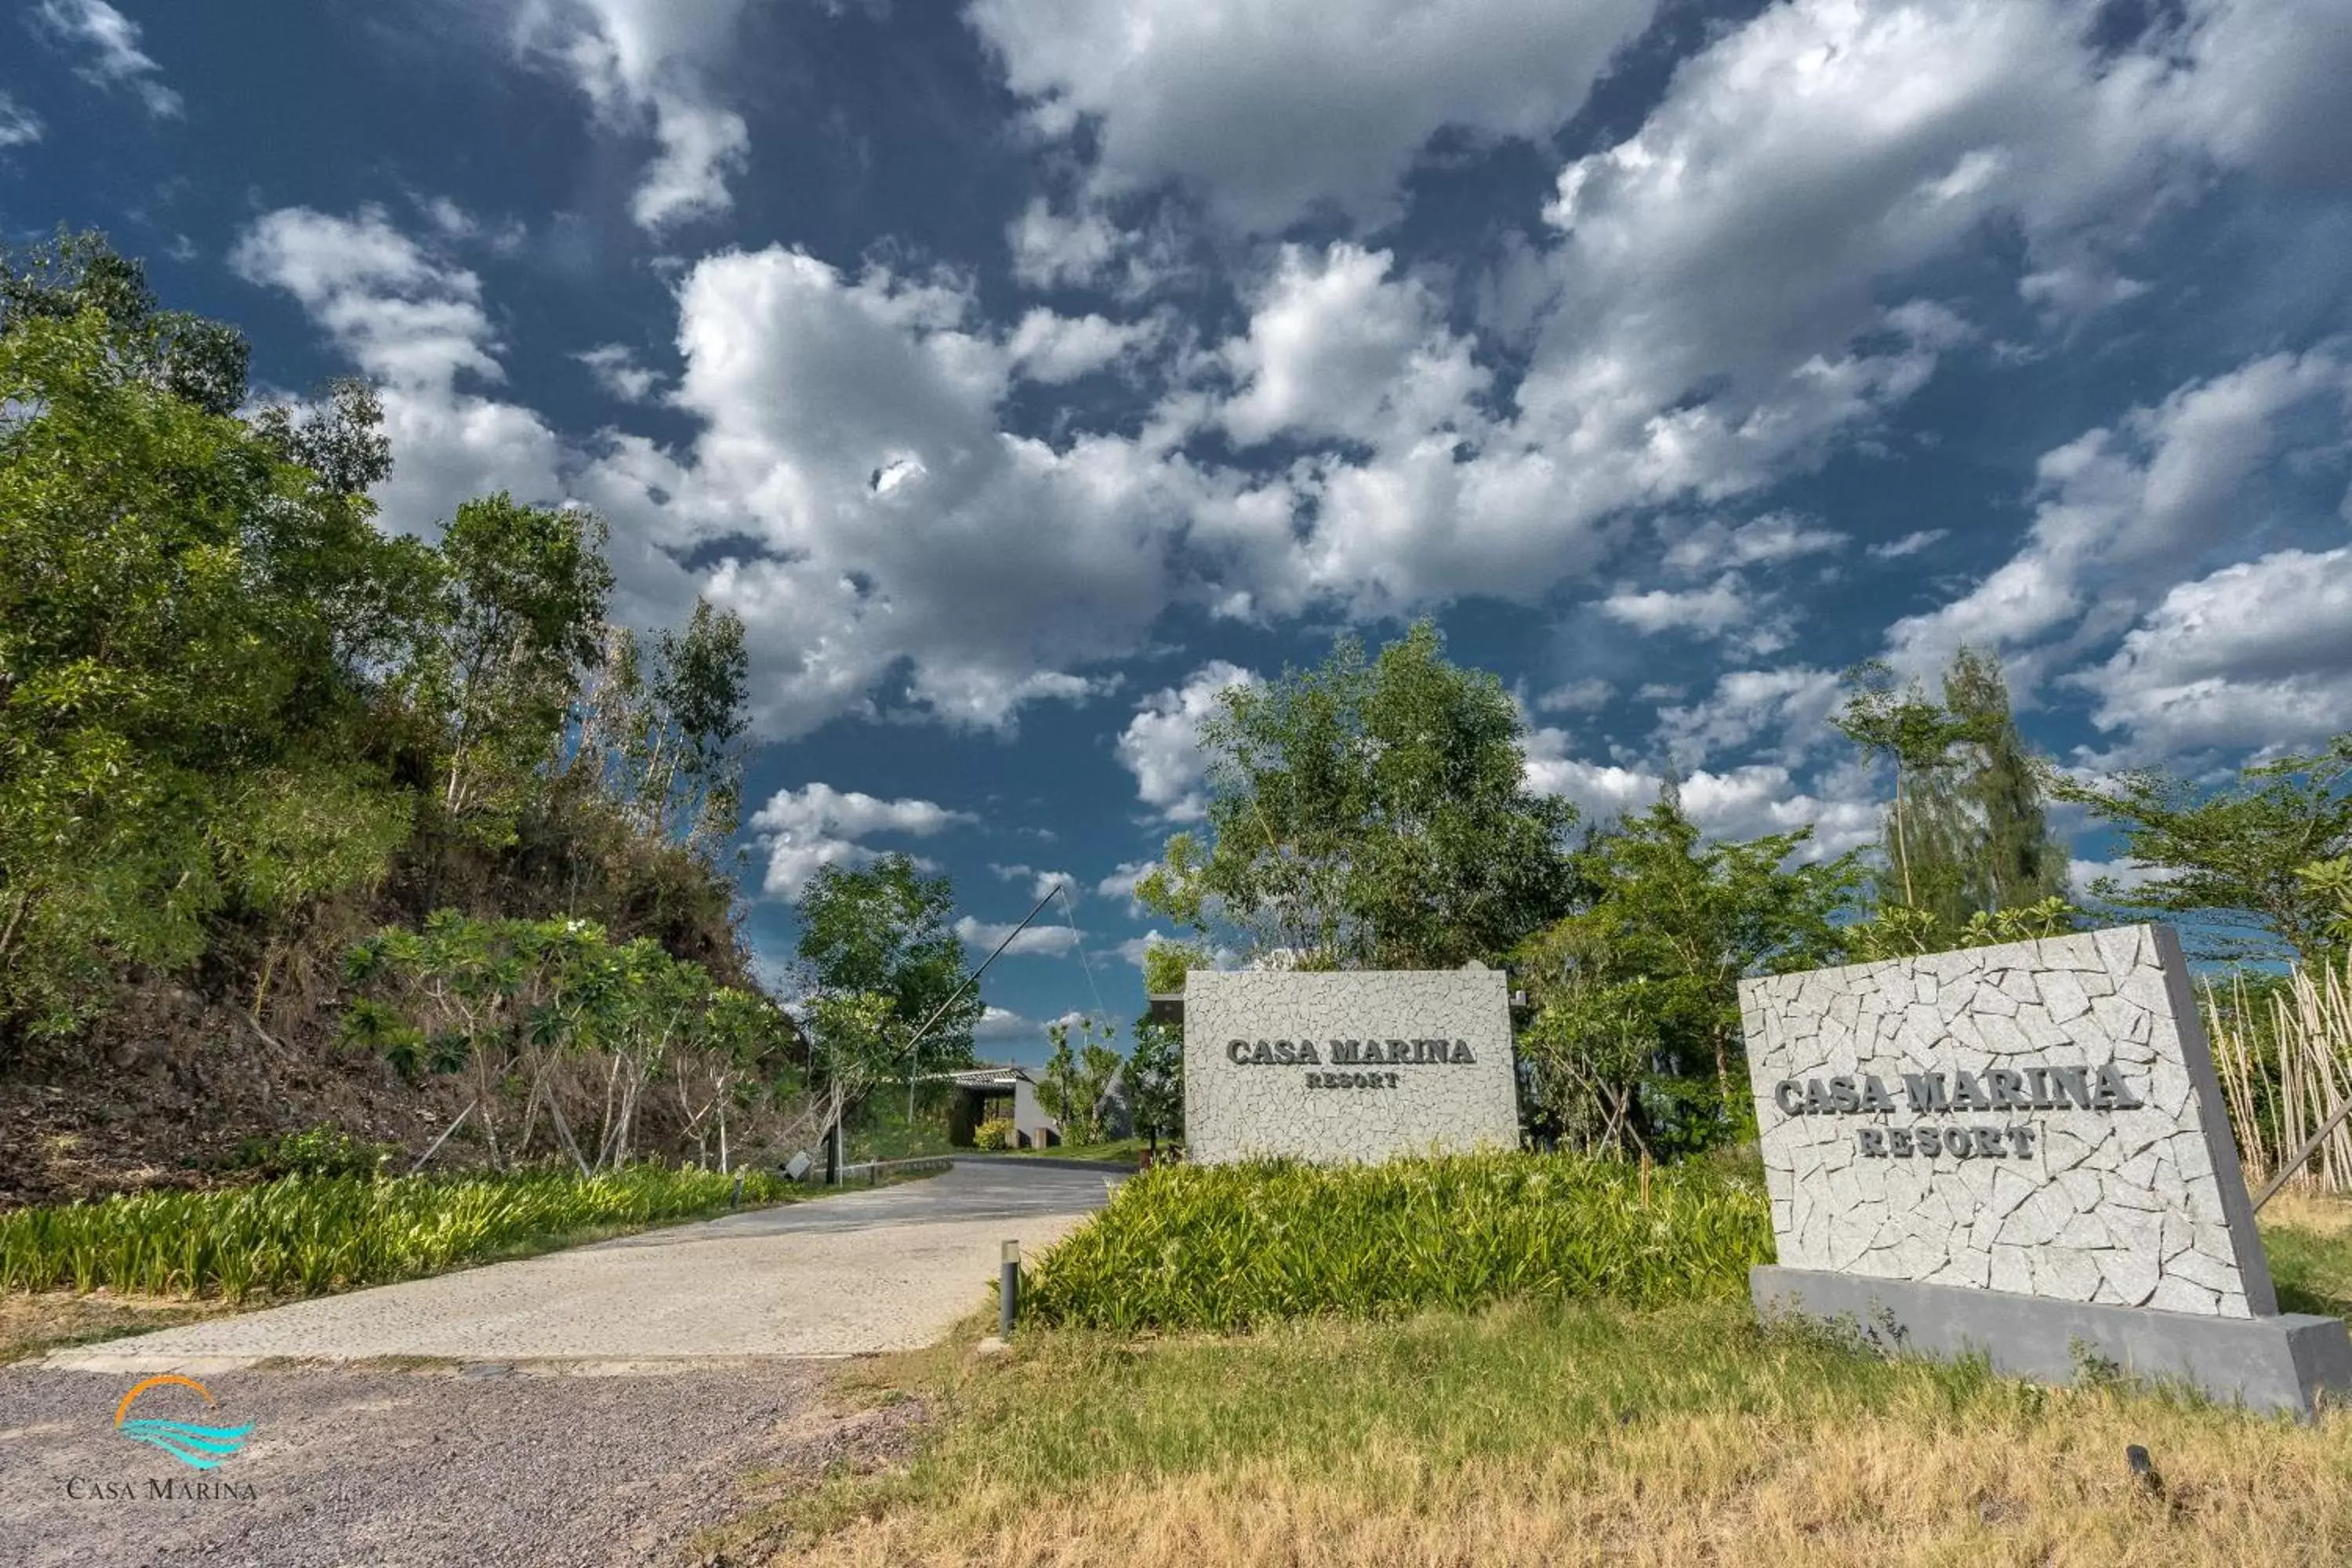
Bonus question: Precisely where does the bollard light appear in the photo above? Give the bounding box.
[1000,1239,1021,1338]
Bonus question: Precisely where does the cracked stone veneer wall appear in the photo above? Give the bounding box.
[1183,969,1519,1165]
[1740,924,2275,1319]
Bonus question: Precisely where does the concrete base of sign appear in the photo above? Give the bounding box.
[1752,1265,2352,1417]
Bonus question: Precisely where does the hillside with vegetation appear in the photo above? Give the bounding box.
[0,234,792,1203]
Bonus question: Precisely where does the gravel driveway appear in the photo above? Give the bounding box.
[2,1159,1119,1566]
[0,1360,906,1567]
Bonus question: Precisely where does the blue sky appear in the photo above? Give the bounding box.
[5,0,2350,1062]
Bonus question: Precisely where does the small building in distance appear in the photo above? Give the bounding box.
[945,1065,1060,1149]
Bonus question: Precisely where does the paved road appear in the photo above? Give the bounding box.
[40,1158,1119,1373]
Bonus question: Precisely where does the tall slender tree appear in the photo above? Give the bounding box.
[1945,647,2069,913]
[1834,648,2069,944]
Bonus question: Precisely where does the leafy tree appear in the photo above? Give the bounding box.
[1844,895,2080,963]
[1946,648,2070,913]
[1832,648,2071,946]
[576,598,750,848]
[806,990,905,1105]
[1514,793,1859,1155]
[0,229,778,1142]
[1079,1025,1125,1143]
[1141,938,1212,996]
[1831,658,1988,921]
[1040,1015,1120,1143]
[1126,1014,1185,1152]
[2048,737,2352,966]
[414,494,615,835]
[0,256,419,1040]
[793,854,983,1077]
[2,230,249,416]
[345,912,798,1174]
[1139,622,1576,969]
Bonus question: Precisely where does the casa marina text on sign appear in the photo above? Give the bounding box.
[1224,1038,1476,1067]
[1771,1060,2143,1163]
[1770,1063,2145,1118]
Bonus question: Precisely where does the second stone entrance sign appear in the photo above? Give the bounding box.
[1180,966,1520,1165]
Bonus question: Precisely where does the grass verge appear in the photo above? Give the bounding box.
[2259,1189,2352,1317]
[0,1289,236,1366]
[1009,1138,1156,1166]
[685,1185,2352,1568]
[702,1293,2352,1568]
[0,1163,798,1301]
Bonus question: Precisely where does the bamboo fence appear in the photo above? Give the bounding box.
[2205,952,2352,1196]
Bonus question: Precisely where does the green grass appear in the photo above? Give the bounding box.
[0,1163,793,1301]
[1025,1151,1770,1331]
[2259,1199,2352,1318]
[1011,1137,1155,1165]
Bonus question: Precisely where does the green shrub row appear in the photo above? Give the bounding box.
[1024,1151,1772,1332]
[0,1164,783,1300]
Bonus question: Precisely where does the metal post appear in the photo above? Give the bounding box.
[999,1239,1020,1338]
[2252,1091,2352,1213]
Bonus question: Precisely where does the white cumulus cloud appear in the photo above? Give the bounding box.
[34,0,181,118]
[1116,661,1257,820]
[750,783,975,900]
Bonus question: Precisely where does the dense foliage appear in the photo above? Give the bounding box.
[2051,739,2352,967]
[342,913,797,1174]
[1040,1014,1123,1143]
[0,234,762,1114]
[1832,652,2070,949]
[0,1163,786,1299]
[1025,1152,1770,1330]
[1515,798,1857,1156]
[1138,622,1576,971]
[1125,1014,1184,1150]
[794,853,985,1090]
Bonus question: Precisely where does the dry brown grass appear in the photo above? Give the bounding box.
[2263,1188,2352,1238]
[789,1404,2352,1567]
[0,1288,230,1364]
[706,1293,2352,1568]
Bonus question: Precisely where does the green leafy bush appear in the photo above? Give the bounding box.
[0,1163,785,1300]
[1025,1150,1770,1332]
[972,1116,1014,1152]
[228,1124,393,1179]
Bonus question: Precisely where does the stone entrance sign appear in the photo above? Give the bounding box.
[1181,967,1519,1165]
[1740,924,2351,1414]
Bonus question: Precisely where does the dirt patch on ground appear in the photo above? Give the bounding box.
[0,979,474,1207]
[0,1290,236,1366]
